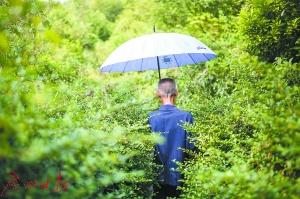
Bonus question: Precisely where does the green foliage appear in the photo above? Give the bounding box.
[1,0,300,198]
[0,1,156,198]
[239,0,300,62]
[153,0,245,34]
[0,0,46,67]
[48,0,117,49]
[180,57,300,198]
[92,0,126,22]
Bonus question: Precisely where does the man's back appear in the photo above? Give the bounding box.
[148,104,194,186]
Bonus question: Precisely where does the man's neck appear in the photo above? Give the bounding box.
[161,97,175,105]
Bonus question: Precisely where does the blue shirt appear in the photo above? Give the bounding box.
[148,104,194,186]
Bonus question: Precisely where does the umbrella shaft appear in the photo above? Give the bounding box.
[156,56,161,80]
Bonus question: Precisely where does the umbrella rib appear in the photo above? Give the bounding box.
[176,34,200,64]
[179,35,197,53]
[151,34,156,65]
[169,33,184,55]
[203,54,210,62]
[176,34,211,64]
[161,33,180,68]
[122,37,141,72]
[139,35,148,71]
[172,54,180,68]
[123,61,130,73]
[140,58,144,71]
[187,53,197,65]
[169,34,196,66]
[111,42,132,72]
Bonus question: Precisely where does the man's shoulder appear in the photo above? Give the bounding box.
[173,108,193,121]
[149,109,192,118]
[148,110,160,117]
[149,109,159,114]
[175,107,192,115]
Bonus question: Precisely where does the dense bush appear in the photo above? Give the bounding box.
[1,0,299,198]
[0,1,156,198]
[180,54,300,198]
[239,0,300,63]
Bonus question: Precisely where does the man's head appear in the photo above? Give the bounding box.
[157,78,178,99]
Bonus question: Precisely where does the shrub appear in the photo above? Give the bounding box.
[239,0,300,62]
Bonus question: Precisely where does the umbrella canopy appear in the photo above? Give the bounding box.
[100,32,217,79]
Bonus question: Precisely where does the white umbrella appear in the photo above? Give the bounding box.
[100,29,217,79]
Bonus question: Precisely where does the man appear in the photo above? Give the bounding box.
[148,78,195,198]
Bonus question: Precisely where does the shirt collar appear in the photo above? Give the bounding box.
[159,104,178,111]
